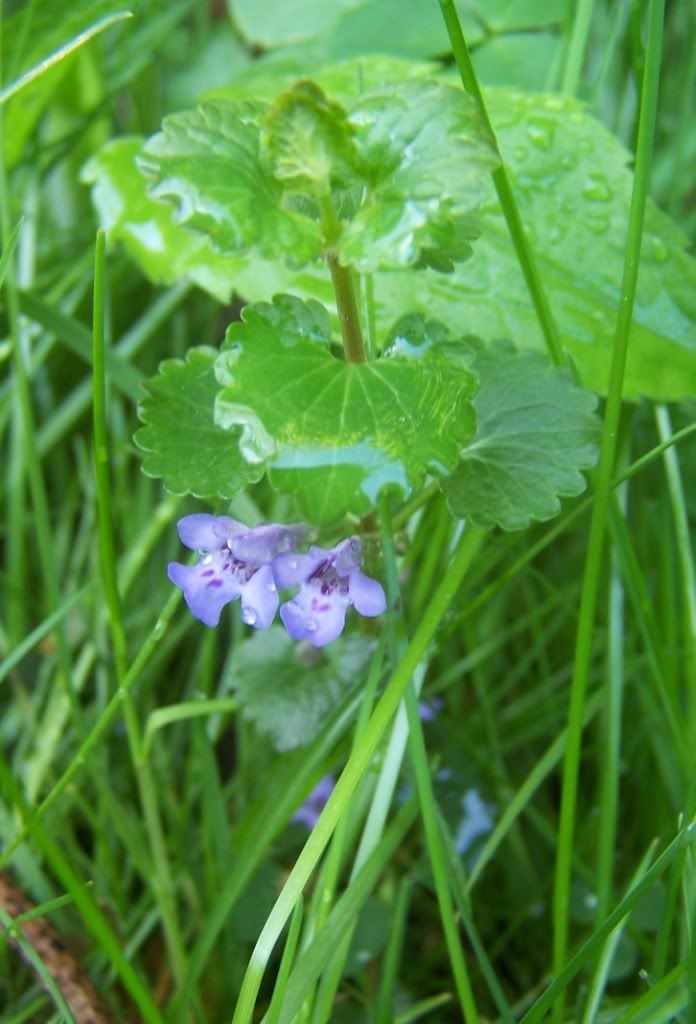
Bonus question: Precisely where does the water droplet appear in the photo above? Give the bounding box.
[306,617,318,632]
[582,173,611,202]
[242,607,257,626]
[202,554,213,565]
[527,119,554,150]
[266,582,277,592]
[652,241,669,262]
[513,145,527,163]
[586,215,609,235]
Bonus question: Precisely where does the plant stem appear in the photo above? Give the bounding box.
[438,0,565,367]
[326,251,366,363]
[317,190,367,362]
[551,2,665,1017]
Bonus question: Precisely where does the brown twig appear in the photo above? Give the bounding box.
[0,871,116,1024]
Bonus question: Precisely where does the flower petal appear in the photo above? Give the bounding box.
[273,550,327,588]
[333,537,363,577]
[280,586,348,648]
[230,523,307,565]
[292,774,335,829]
[238,564,279,629]
[348,570,386,617]
[167,559,241,628]
[177,514,243,551]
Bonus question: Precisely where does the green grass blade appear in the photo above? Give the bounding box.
[374,878,412,1024]
[0,585,91,687]
[92,229,187,986]
[562,0,596,95]
[581,842,658,1024]
[523,820,695,1024]
[438,0,564,366]
[20,289,142,400]
[173,682,367,1018]
[551,3,665,1013]
[0,10,133,104]
[0,905,77,1023]
[273,798,418,1024]
[266,898,304,1024]
[0,755,164,1024]
[143,698,240,758]
[230,530,481,1024]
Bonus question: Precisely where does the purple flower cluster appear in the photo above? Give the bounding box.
[168,514,386,647]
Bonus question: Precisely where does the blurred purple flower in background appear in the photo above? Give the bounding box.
[418,696,444,722]
[273,537,386,648]
[292,774,336,830]
[168,514,305,629]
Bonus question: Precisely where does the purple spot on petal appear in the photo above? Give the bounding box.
[201,569,215,577]
[319,603,331,612]
[207,578,224,589]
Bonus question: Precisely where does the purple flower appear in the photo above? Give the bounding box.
[273,537,386,648]
[168,514,305,629]
[418,696,444,722]
[292,774,335,830]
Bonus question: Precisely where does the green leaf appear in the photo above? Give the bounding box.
[135,347,263,499]
[81,138,241,302]
[262,80,357,195]
[136,79,496,273]
[138,101,321,263]
[337,79,497,272]
[441,342,599,531]
[375,85,696,400]
[231,626,374,751]
[214,296,477,524]
[1,0,118,166]
[228,0,485,58]
[229,0,359,50]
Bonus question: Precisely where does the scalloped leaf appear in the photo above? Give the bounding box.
[337,79,497,272]
[136,79,496,274]
[442,342,600,530]
[86,59,696,401]
[214,295,477,524]
[232,626,374,751]
[135,347,263,499]
[138,100,321,264]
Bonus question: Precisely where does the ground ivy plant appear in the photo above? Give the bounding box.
[86,65,603,581]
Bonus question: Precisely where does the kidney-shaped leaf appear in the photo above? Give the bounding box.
[135,347,263,499]
[442,341,600,530]
[214,295,477,524]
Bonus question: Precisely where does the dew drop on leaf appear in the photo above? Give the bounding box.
[526,119,554,150]
[582,174,612,202]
